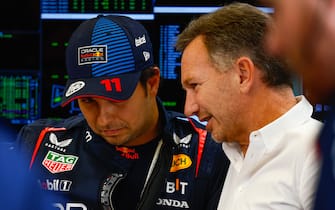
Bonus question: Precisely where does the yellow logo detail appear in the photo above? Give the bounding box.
[170,154,192,172]
[93,51,103,57]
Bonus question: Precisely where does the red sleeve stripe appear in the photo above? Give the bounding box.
[188,118,207,177]
[29,127,66,169]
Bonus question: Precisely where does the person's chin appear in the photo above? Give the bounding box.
[209,129,224,143]
[211,134,225,144]
[101,133,127,145]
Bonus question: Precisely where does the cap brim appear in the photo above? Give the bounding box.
[61,71,141,107]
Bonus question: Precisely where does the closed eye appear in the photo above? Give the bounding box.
[184,83,198,90]
[78,97,95,104]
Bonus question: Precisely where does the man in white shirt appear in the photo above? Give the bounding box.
[218,95,321,210]
[176,3,323,210]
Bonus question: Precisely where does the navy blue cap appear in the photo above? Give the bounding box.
[61,15,154,106]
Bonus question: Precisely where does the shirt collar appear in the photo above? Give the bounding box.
[222,95,313,168]
[253,95,313,151]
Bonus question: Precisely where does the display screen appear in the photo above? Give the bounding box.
[3,0,316,139]
[41,0,154,20]
[0,71,40,125]
[41,0,153,13]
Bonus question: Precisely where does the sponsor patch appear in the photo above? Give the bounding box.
[135,35,146,47]
[42,151,78,173]
[45,132,73,152]
[78,45,107,65]
[166,179,188,195]
[156,198,190,209]
[115,146,139,159]
[170,154,192,172]
[39,179,72,192]
[53,203,87,210]
[85,130,93,142]
[173,133,192,149]
[65,81,85,97]
[143,51,150,61]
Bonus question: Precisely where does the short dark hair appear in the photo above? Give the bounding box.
[138,66,159,93]
[176,3,293,88]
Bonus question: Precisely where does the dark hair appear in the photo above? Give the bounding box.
[139,66,159,92]
[176,3,293,88]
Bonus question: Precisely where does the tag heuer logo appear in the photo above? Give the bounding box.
[42,151,78,174]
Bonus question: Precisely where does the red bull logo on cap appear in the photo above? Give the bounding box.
[78,45,107,65]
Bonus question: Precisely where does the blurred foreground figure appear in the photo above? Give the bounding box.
[266,0,335,104]
[266,0,335,209]
[0,119,55,210]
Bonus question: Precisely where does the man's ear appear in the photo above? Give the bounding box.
[236,56,255,93]
[147,66,161,95]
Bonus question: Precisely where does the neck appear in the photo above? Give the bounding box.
[240,86,297,155]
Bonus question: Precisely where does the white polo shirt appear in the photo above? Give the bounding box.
[217,96,323,210]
